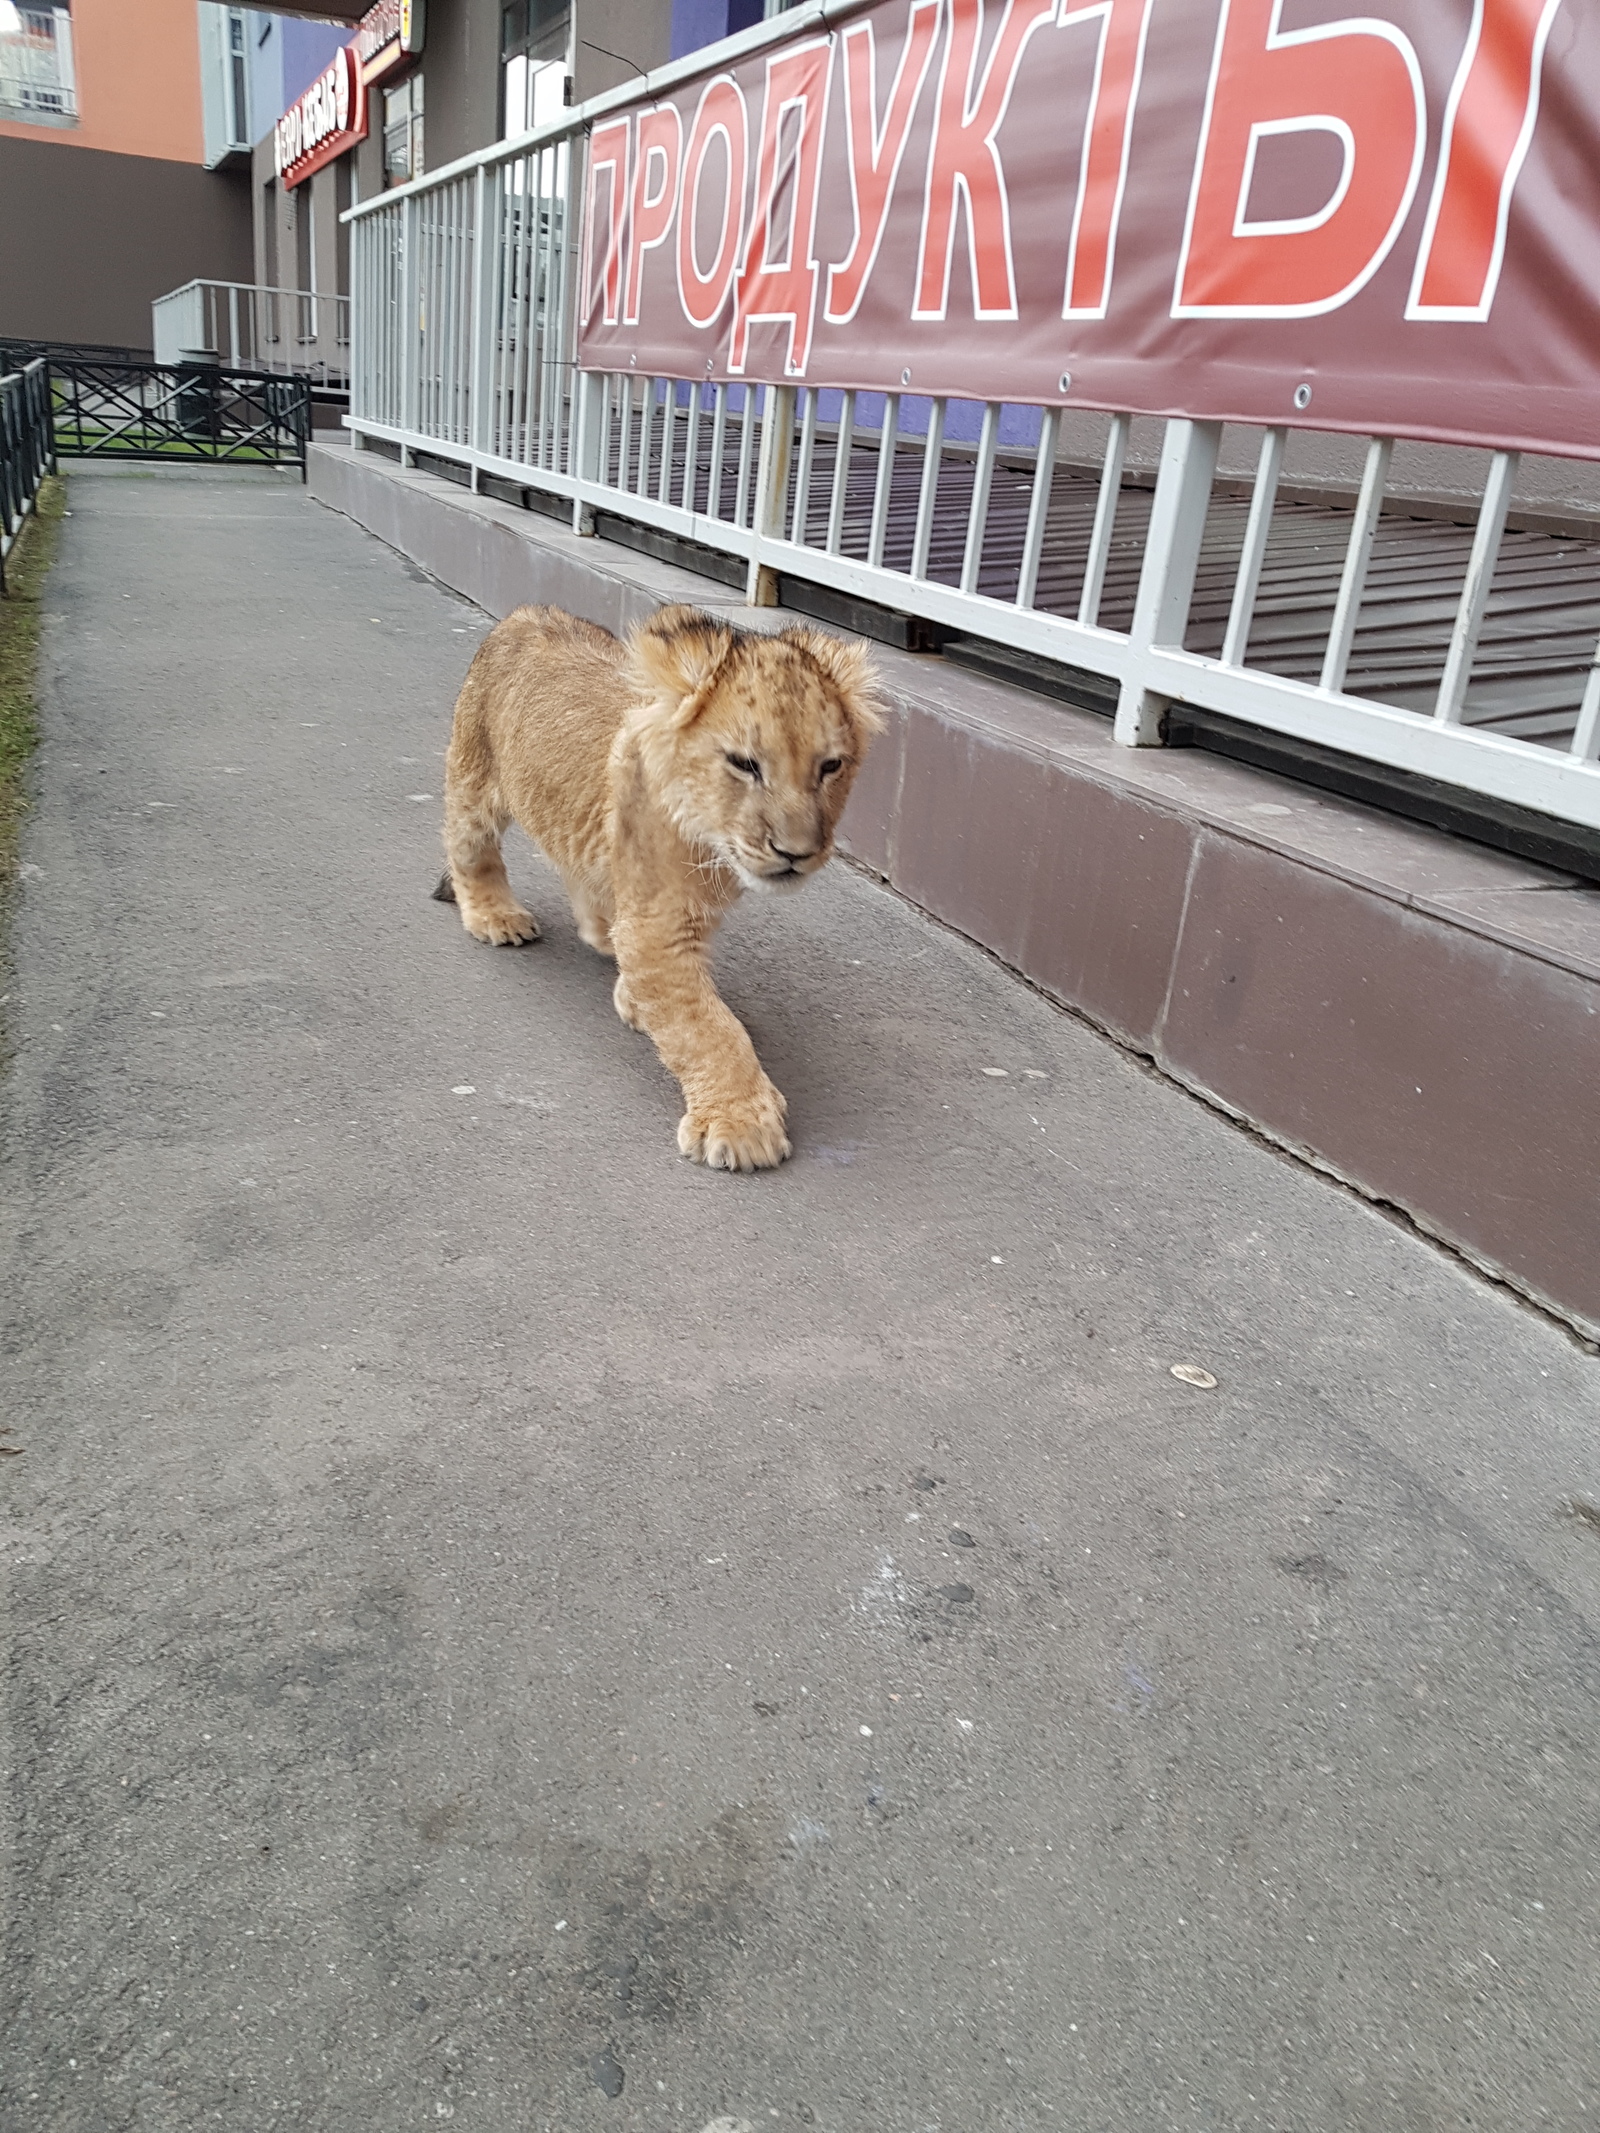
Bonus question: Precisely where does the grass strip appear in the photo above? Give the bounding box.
[0,474,66,1024]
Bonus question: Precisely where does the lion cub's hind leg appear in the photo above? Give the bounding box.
[439,779,540,946]
[563,874,615,957]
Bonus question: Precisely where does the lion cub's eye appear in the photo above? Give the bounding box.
[725,753,763,782]
[818,757,844,780]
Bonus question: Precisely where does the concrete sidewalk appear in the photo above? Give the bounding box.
[2,464,1597,2133]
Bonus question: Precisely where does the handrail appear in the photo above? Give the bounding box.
[153,278,353,308]
[341,2,859,219]
[151,281,350,385]
[339,0,1600,841]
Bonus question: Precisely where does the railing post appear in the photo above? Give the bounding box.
[1220,425,1286,668]
[398,192,420,463]
[1320,435,1392,694]
[572,368,603,535]
[1435,449,1519,725]
[468,163,496,489]
[1114,417,1221,746]
[747,383,796,606]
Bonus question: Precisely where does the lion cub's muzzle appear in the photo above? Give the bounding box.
[741,838,830,891]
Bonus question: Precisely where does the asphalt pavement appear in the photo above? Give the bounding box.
[3,464,1598,2133]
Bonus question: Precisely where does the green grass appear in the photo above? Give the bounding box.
[0,474,65,1027]
[56,433,285,463]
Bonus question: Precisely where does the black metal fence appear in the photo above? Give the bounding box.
[0,337,154,369]
[49,360,311,475]
[0,356,55,595]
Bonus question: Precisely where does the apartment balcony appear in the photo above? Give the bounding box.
[0,4,77,126]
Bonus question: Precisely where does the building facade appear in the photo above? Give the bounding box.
[0,0,254,347]
[0,0,810,368]
[243,0,807,358]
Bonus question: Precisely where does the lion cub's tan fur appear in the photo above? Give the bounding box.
[438,603,879,1170]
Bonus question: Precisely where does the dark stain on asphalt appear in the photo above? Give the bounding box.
[76,1268,180,1333]
[1275,1552,1345,1590]
[548,1810,785,2093]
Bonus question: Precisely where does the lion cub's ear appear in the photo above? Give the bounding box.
[779,627,885,737]
[626,606,737,727]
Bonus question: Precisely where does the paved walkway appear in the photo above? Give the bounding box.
[3,465,1598,2133]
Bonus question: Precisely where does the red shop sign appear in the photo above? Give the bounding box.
[276,44,367,190]
[357,0,426,88]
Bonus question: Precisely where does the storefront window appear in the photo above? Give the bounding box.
[501,0,567,138]
[384,71,423,184]
[502,0,568,65]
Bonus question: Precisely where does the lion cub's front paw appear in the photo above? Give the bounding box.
[460,900,540,946]
[678,1084,791,1172]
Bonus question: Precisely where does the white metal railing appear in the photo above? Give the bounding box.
[343,45,1600,838]
[152,281,351,388]
[0,5,75,122]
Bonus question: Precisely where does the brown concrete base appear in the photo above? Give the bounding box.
[310,435,1600,1340]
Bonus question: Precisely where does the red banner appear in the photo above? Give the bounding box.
[578,0,1600,459]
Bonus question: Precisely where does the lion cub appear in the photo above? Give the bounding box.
[435,603,880,1171]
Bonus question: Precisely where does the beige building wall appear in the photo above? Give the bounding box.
[0,0,207,161]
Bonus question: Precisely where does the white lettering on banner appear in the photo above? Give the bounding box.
[1406,0,1563,322]
[676,76,749,329]
[586,116,632,327]
[625,105,684,326]
[1171,0,1425,318]
[730,37,833,373]
[912,0,1057,323]
[823,0,941,326]
[1058,0,1156,320]
[589,0,1584,385]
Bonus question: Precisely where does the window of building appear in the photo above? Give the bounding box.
[0,0,77,125]
[501,0,567,139]
[262,178,281,341]
[384,71,424,184]
[502,0,568,64]
[226,8,249,150]
[294,184,316,340]
[335,159,352,328]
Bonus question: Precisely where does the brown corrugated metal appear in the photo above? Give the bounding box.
[629,415,1600,751]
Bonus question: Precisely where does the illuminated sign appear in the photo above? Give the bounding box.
[356,0,425,88]
[275,44,367,189]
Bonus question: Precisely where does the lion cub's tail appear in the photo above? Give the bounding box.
[430,870,457,904]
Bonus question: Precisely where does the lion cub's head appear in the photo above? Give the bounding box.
[624,606,882,893]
